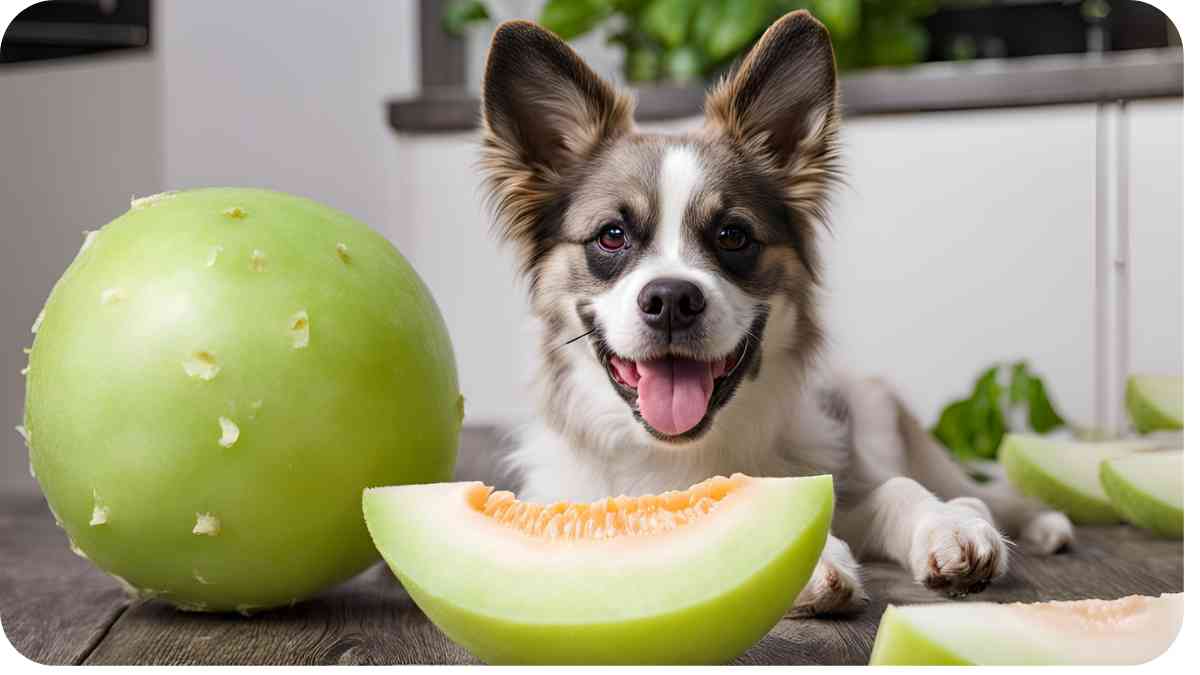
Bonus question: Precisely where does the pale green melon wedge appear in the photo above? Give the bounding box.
[363,474,832,665]
[1127,375,1183,433]
[999,434,1163,524]
[1101,451,1183,538]
[870,593,1184,665]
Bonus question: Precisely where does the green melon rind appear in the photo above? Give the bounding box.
[25,188,461,611]
[364,476,833,665]
[1126,376,1183,434]
[999,437,1122,524]
[868,606,972,665]
[1099,460,1183,539]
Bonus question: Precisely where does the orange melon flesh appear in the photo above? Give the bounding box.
[870,593,1183,665]
[363,474,833,664]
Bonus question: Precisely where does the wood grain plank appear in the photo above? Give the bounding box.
[0,491,131,665]
[84,564,477,665]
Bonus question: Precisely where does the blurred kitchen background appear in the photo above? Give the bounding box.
[1,1,1183,490]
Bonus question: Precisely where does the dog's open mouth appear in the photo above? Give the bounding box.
[602,330,757,441]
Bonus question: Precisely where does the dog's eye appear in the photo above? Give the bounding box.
[597,224,627,252]
[716,225,750,252]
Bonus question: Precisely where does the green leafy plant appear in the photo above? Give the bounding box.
[933,361,1067,462]
[444,0,942,83]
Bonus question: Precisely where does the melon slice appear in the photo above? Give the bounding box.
[363,474,832,665]
[1126,375,1183,433]
[1101,451,1183,538]
[999,434,1163,524]
[870,593,1184,665]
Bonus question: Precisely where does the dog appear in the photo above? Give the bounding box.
[476,10,1074,615]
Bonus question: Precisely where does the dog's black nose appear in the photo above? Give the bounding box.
[638,278,706,331]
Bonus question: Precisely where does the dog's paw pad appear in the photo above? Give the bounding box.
[789,559,868,618]
[913,508,1008,597]
[1020,510,1074,556]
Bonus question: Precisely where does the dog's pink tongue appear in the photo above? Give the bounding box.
[636,358,714,436]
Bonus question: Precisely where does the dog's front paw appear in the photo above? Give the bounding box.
[911,497,1009,596]
[1020,510,1073,555]
[789,544,868,618]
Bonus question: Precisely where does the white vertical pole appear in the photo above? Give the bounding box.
[1114,100,1132,434]
[1094,103,1111,435]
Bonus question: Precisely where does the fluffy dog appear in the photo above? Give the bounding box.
[477,10,1073,615]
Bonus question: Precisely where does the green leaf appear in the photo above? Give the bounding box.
[701,0,772,63]
[1009,360,1033,406]
[864,16,928,67]
[639,0,698,50]
[614,0,651,12]
[1027,378,1067,433]
[690,0,723,51]
[966,367,1006,458]
[933,400,973,460]
[812,0,860,40]
[442,0,490,37]
[540,0,613,41]
[625,45,662,82]
[773,0,812,13]
[664,44,705,82]
[933,361,1070,464]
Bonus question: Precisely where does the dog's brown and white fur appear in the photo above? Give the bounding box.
[478,11,1074,615]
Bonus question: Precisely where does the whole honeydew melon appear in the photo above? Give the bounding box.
[363,474,833,664]
[1100,451,1183,539]
[22,188,462,612]
[999,434,1162,524]
[1126,375,1183,433]
[869,593,1183,665]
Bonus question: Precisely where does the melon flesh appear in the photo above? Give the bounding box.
[1101,451,1183,538]
[1126,375,1183,433]
[870,593,1184,665]
[363,474,833,665]
[999,434,1163,524]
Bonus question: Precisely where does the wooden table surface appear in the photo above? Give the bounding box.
[1,430,1184,665]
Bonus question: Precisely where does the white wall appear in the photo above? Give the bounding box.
[157,0,419,230]
[824,105,1101,426]
[0,55,164,492]
[1127,100,1184,378]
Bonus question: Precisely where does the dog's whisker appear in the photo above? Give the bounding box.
[555,328,596,351]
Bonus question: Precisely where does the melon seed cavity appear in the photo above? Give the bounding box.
[469,473,749,540]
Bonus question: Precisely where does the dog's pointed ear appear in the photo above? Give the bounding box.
[483,20,632,173]
[704,11,839,189]
[481,21,634,266]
